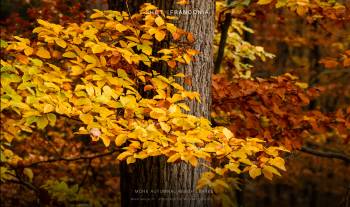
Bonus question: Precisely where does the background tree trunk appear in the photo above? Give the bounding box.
[111,1,215,207]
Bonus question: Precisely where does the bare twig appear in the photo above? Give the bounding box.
[77,159,92,193]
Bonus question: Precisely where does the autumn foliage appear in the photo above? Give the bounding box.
[0,0,349,206]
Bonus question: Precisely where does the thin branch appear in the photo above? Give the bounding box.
[6,172,39,193]
[300,146,350,163]
[77,159,92,193]
[18,149,119,168]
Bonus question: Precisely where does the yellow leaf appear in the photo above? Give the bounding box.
[177,103,190,111]
[86,85,95,97]
[134,151,148,159]
[159,122,171,133]
[127,156,136,164]
[36,47,51,59]
[224,163,241,174]
[37,116,49,129]
[257,0,273,5]
[83,55,96,64]
[79,114,93,124]
[266,147,279,156]
[117,151,133,160]
[155,30,166,41]
[24,47,33,56]
[115,134,127,146]
[116,24,128,32]
[23,168,34,182]
[90,11,104,19]
[100,135,111,147]
[183,53,191,64]
[119,95,137,109]
[263,165,281,177]
[269,157,286,171]
[71,65,83,76]
[92,44,105,54]
[155,16,165,26]
[47,113,56,126]
[295,82,308,89]
[62,51,77,58]
[150,108,167,121]
[55,38,67,48]
[222,128,233,139]
[188,156,198,167]
[249,166,262,179]
[167,153,180,163]
[139,44,152,56]
[43,104,55,113]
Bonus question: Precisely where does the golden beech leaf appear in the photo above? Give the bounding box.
[160,122,171,133]
[37,116,49,129]
[188,156,198,167]
[79,114,93,124]
[155,16,165,26]
[263,165,281,177]
[155,30,166,41]
[55,38,67,48]
[116,24,128,32]
[62,51,77,58]
[257,0,273,5]
[115,134,128,146]
[24,47,33,56]
[139,44,152,56]
[117,151,133,160]
[90,11,104,19]
[91,44,105,54]
[269,157,286,171]
[222,128,233,139]
[249,166,262,179]
[127,156,136,164]
[100,135,111,147]
[43,104,55,113]
[183,54,191,64]
[36,47,51,59]
[70,65,83,76]
[167,153,181,163]
[23,168,34,182]
[150,108,167,120]
[83,55,96,64]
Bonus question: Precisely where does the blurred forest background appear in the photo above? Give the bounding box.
[0,0,349,206]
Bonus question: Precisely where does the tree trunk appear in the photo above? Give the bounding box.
[113,1,215,207]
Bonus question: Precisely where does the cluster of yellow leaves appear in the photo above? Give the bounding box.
[0,4,288,195]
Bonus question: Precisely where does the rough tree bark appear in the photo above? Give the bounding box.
[109,1,215,207]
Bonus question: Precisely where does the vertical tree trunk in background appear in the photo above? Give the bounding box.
[110,1,215,207]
